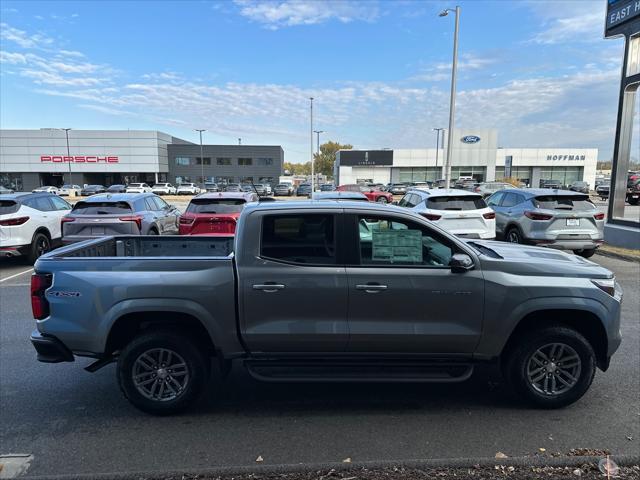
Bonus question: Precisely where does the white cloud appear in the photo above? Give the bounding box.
[233,0,380,29]
[0,22,53,48]
[526,1,605,45]
[59,49,85,58]
[20,69,102,86]
[0,51,27,64]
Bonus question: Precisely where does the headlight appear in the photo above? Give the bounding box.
[591,278,616,297]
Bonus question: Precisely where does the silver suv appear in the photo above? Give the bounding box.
[487,188,604,258]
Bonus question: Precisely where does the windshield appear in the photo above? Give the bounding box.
[426,196,487,211]
[186,198,246,214]
[72,201,132,214]
[533,195,596,211]
[128,183,143,187]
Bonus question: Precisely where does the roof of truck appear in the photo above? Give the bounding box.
[243,199,410,214]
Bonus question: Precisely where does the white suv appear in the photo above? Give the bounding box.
[58,184,82,197]
[125,183,152,193]
[176,183,201,195]
[151,183,177,195]
[0,192,72,263]
[397,188,496,239]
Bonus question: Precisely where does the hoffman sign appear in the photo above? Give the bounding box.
[546,154,586,161]
[41,155,119,163]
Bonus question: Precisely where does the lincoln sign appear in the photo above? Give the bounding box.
[41,155,119,163]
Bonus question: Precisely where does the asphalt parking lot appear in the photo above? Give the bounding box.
[0,254,638,478]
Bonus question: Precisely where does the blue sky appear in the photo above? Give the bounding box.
[0,0,636,162]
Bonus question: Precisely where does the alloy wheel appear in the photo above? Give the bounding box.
[132,348,190,402]
[526,343,581,396]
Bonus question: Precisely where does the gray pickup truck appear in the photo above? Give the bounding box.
[30,201,622,414]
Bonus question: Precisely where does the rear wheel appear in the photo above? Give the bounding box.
[28,232,51,264]
[117,330,209,415]
[506,227,522,244]
[376,196,388,204]
[148,228,159,235]
[628,197,639,206]
[574,248,596,258]
[504,326,596,408]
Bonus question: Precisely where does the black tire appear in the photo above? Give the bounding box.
[376,196,388,204]
[117,330,209,415]
[504,326,596,409]
[148,228,159,235]
[628,198,639,206]
[28,232,51,264]
[505,226,522,244]
[574,248,596,258]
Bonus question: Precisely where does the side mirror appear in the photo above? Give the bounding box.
[449,253,474,273]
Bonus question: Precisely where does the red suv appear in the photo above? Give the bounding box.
[179,192,259,235]
[336,184,393,203]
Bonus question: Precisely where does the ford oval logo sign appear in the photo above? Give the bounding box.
[461,135,481,144]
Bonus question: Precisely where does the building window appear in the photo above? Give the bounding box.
[196,157,211,165]
[259,176,275,185]
[216,157,232,166]
[538,167,583,187]
[238,158,253,166]
[0,173,23,191]
[239,176,254,183]
[175,157,191,166]
[216,176,235,185]
[257,157,273,166]
[175,176,192,184]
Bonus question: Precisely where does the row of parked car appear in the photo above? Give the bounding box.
[29,182,275,197]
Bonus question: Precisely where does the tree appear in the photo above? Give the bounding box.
[283,161,311,175]
[313,141,353,178]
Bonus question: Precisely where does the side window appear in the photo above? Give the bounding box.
[397,194,411,207]
[144,197,159,211]
[514,194,525,205]
[152,196,169,210]
[24,197,54,212]
[50,196,71,211]
[357,215,453,267]
[486,191,504,207]
[261,214,336,265]
[501,193,519,208]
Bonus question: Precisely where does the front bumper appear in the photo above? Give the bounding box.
[31,330,74,363]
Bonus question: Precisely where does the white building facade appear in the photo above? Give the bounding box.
[335,129,598,189]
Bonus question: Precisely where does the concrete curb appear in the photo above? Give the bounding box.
[596,249,640,263]
[21,454,640,480]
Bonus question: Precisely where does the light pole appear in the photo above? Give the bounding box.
[62,128,72,186]
[313,130,324,190]
[433,127,445,175]
[238,138,242,145]
[439,6,460,188]
[309,97,314,191]
[195,129,205,186]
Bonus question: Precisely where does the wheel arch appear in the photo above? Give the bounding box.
[32,226,52,240]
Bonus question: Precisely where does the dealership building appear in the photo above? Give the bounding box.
[335,129,598,188]
[0,129,284,191]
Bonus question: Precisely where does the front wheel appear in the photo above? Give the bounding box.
[376,196,388,204]
[504,326,596,408]
[506,227,522,244]
[117,331,209,415]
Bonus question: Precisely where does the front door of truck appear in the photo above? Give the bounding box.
[239,212,349,353]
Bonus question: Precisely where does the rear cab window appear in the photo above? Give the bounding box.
[261,214,336,265]
[187,198,247,214]
[72,201,133,214]
[533,195,595,211]
[426,196,487,211]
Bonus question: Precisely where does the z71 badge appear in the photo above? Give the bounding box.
[47,291,81,298]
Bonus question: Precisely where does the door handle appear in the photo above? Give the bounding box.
[253,284,285,292]
[356,284,388,293]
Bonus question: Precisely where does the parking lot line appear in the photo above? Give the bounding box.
[0,268,33,283]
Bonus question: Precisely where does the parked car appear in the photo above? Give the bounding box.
[337,184,394,203]
[32,186,60,194]
[387,183,408,195]
[0,186,15,194]
[224,183,242,193]
[263,184,273,195]
[486,188,604,258]
[61,193,180,244]
[474,182,512,197]
[296,183,313,196]
[204,183,220,193]
[397,188,495,239]
[151,183,177,195]
[274,183,294,196]
[58,184,82,197]
[251,184,268,196]
[627,179,640,205]
[596,183,610,200]
[240,184,257,193]
[179,192,259,236]
[176,183,201,195]
[0,192,71,262]
[569,181,590,194]
[106,184,127,194]
[539,179,563,189]
[311,191,368,201]
[30,200,622,414]
[320,183,335,191]
[126,183,153,194]
[80,185,106,196]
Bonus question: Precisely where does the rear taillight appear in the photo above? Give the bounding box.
[119,215,143,231]
[594,212,605,220]
[524,211,553,221]
[474,187,481,193]
[31,273,52,320]
[483,212,496,219]
[0,216,29,226]
[179,216,195,225]
[60,217,75,230]
[420,213,442,221]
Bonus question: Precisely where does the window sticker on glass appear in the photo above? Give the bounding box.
[371,229,423,263]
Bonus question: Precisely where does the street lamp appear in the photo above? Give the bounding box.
[309,97,314,192]
[313,130,324,191]
[62,128,72,186]
[433,127,445,172]
[195,129,206,187]
[439,6,460,188]
[238,138,242,145]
